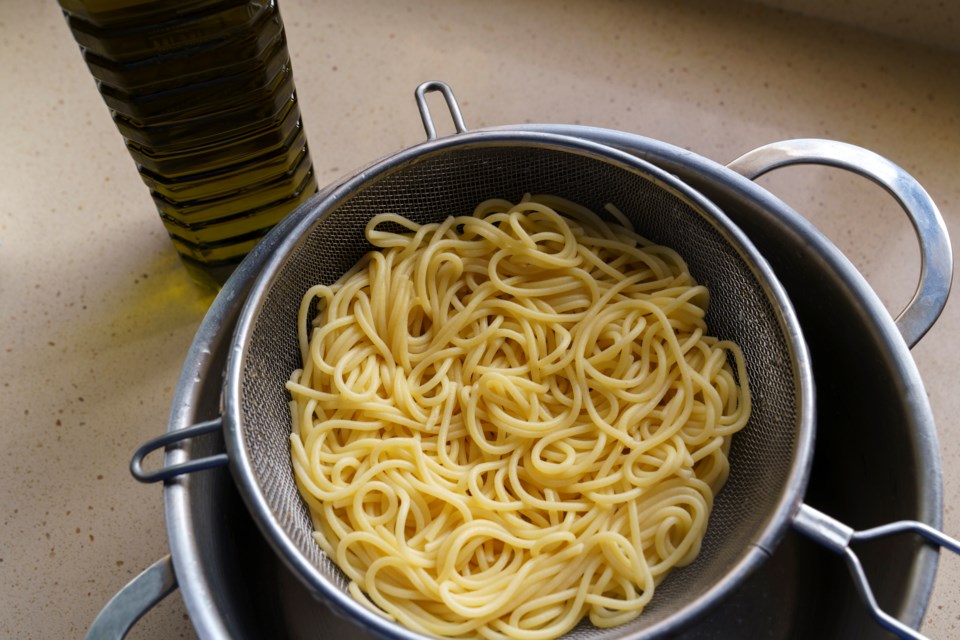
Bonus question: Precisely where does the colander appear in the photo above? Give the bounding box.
[125,82,958,640]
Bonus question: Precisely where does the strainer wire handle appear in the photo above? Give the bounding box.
[726,138,953,349]
[415,80,468,140]
[130,417,228,483]
[794,503,960,640]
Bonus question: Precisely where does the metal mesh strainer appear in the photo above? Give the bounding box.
[218,87,813,639]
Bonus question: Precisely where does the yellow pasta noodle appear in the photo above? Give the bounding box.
[286,195,751,639]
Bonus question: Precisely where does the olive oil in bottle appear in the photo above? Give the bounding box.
[58,0,318,289]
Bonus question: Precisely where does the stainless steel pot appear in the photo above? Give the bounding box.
[91,84,954,640]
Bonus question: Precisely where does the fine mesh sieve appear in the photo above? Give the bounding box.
[218,88,814,639]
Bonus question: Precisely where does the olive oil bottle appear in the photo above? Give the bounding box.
[58,0,318,288]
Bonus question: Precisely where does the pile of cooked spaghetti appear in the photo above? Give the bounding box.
[286,195,751,639]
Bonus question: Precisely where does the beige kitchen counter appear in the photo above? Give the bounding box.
[1,1,958,638]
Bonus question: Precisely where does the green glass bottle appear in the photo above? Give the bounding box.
[58,0,318,289]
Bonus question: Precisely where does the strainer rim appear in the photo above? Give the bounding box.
[222,128,814,640]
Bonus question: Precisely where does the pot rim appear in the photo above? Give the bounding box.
[162,124,939,639]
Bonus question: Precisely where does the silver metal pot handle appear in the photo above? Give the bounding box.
[794,503,960,640]
[86,555,178,640]
[726,139,953,348]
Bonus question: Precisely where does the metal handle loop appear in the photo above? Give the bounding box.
[414,80,468,140]
[727,138,953,348]
[130,417,228,483]
[794,503,960,640]
[86,555,177,640]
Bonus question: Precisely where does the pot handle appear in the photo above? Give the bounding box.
[793,503,960,640]
[415,80,468,140]
[726,139,953,348]
[86,555,178,640]
[130,417,228,483]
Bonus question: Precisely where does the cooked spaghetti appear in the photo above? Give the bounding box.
[286,195,751,639]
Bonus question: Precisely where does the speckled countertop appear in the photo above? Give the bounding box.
[1,1,958,638]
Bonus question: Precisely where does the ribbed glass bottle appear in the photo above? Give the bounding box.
[59,0,318,288]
